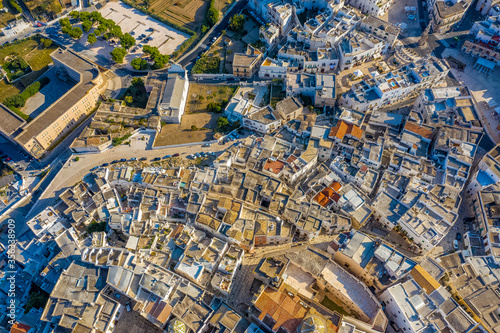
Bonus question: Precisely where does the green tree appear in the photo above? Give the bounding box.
[120,33,135,49]
[131,77,144,86]
[87,33,97,45]
[124,95,133,104]
[110,25,122,38]
[69,27,83,39]
[207,7,219,26]
[94,29,101,36]
[69,10,80,20]
[131,57,147,70]
[82,20,93,32]
[201,25,209,34]
[229,14,245,32]
[59,17,71,28]
[80,11,91,22]
[153,54,169,69]
[216,117,229,131]
[110,47,127,63]
[207,102,222,113]
[42,38,53,48]
[90,10,102,22]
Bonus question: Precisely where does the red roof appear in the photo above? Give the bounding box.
[264,159,286,175]
[11,323,31,333]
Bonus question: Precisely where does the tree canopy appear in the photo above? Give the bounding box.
[110,47,127,63]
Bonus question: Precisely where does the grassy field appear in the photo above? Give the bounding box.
[0,0,17,29]
[185,83,236,113]
[320,296,351,317]
[0,38,57,103]
[129,0,233,33]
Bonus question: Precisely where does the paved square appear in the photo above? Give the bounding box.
[99,2,191,55]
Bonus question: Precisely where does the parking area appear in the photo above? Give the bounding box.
[381,0,421,38]
[99,1,190,55]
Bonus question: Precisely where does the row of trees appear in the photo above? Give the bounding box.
[130,45,169,69]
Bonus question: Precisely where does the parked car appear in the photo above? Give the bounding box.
[456,232,461,241]
[152,157,161,161]
[453,240,459,250]
[111,160,119,164]
[114,293,121,299]
[102,163,109,166]
[163,155,171,159]
[130,157,137,161]
[120,158,126,162]
[203,143,211,147]
[140,157,147,161]
[125,302,132,312]
[173,153,179,157]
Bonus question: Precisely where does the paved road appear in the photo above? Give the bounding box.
[178,0,248,68]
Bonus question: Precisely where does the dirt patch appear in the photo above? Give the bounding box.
[114,309,163,333]
[154,112,222,146]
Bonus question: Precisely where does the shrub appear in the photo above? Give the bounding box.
[192,55,220,74]
[74,156,80,161]
[207,102,222,113]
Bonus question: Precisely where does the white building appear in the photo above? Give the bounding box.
[339,30,385,70]
[348,0,393,17]
[158,65,189,123]
[340,59,449,112]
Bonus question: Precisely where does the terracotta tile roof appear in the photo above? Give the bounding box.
[347,123,363,139]
[330,182,342,192]
[314,192,331,207]
[11,323,31,333]
[329,121,349,140]
[360,165,368,172]
[264,159,286,175]
[286,155,298,163]
[254,287,308,333]
[321,187,336,198]
[404,122,433,140]
[410,265,441,295]
[329,121,363,140]
[331,193,341,202]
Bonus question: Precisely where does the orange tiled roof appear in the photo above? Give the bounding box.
[286,155,297,163]
[11,323,31,333]
[331,193,341,202]
[321,187,336,198]
[348,123,363,139]
[264,159,286,175]
[314,192,331,207]
[330,181,342,192]
[404,122,433,140]
[329,121,349,140]
[255,287,308,333]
